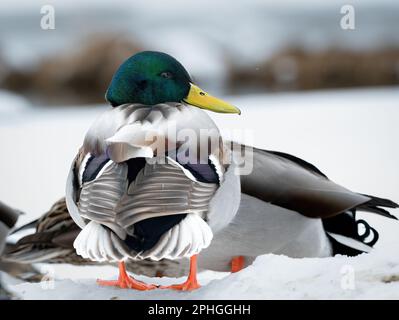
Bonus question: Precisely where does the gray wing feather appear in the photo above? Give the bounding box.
[116,160,217,229]
[233,143,370,218]
[78,161,128,238]
[65,155,87,229]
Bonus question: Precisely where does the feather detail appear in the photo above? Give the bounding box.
[73,221,128,262]
[116,158,217,229]
[138,214,213,261]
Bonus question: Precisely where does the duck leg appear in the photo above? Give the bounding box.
[231,256,245,273]
[161,254,200,291]
[97,261,156,290]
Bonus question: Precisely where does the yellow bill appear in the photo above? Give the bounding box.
[183,83,241,114]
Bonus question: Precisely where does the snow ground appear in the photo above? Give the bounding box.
[1,86,399,299]
[5,251,399,300]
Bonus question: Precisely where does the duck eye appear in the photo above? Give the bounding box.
[160,71,173,79]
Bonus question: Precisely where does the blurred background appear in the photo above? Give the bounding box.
[0,0,398,105]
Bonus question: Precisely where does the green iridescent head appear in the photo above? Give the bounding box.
[105,51,241,114]
[106,51,191,106]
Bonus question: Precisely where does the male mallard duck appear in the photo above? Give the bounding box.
[6,52,396,291]
[65,51,241,291]
[65,51,398,290]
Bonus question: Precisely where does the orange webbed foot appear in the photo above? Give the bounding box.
[231,256,245,273]
[97,277,156,291]
[160,277,200,291]
[97,261,157,291]
[161,254,201,291]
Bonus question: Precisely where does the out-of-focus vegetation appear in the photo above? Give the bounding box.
[1,35,142,105]
[228,48,399,93]
[0,1,398,105]
[1,37,398,105]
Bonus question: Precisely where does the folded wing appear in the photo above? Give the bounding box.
[233,143,398,219]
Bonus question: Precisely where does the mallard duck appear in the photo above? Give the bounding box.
[2,198,84,265]
[65,51,398,290]
[65,51,241,291]
[5,51,397,291]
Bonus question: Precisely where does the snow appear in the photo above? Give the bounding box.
[6,251,399,300]
[0,90,31,116]
[1,86,399,299]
